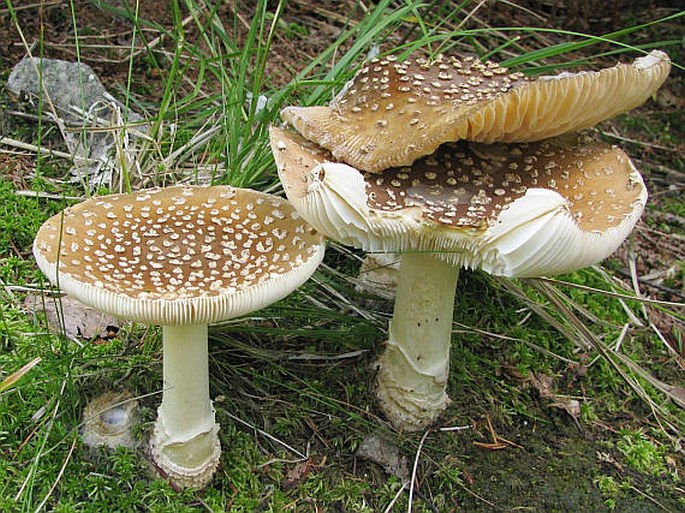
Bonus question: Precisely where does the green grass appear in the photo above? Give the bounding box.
[1,0,684,511]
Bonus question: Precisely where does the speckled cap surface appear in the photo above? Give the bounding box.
[270,126,646,277]
[33,185,325,325]
[282,50,670,173]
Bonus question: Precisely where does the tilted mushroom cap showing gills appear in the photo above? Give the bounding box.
[33,185,325,326]
[271,126,646,278]
[281,50,670,173]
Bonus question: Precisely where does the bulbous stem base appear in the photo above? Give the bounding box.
[375,252,459,431]
[150,416,221,489]
[149,324,221,488]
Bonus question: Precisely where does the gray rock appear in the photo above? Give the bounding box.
[7,57,145,191]
[8,57,120,124]
[356,432,409,480]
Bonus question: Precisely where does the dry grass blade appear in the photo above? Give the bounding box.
[453,321,577,364]
[611,350,685,409]
[407,429,431,513]
[32,435,77,513]
[0,357,42,393]
[498,277,588,349]
[536,275,685,309]
[523,278,684,434]
[223,410,306,459]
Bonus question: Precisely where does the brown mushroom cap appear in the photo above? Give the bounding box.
[33,185,325,325]
[367,134,642,234]
[282,50,670,173]
[270,126,646,277]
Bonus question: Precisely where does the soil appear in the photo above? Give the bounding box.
[0,1,683,512]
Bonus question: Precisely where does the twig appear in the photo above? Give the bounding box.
[438,424,471,432]
[614,269,685,300]
[287,350,366,361]
[0,1,61,15]
[15,190,84,201]
[613,323,630,352]
[603,130,676,152]
[649,322,682,361]
[0,136,87,163]
[629,485,673,513]
[474,416,524,450]
[637,223,685,243]
[453,321,577,365]
[255,456,308,470]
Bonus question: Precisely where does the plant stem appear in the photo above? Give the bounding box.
[159,325,213,436]
[376,251,459,431]
[150,324,220,488]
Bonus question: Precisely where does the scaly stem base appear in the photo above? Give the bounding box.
[376,252,459,431]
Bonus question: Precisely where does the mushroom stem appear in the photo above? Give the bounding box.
[150,324,221,489]
[376,251,459,431]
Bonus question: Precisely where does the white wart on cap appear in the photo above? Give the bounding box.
[282,50,670,173]
[33,185,325,325]
[271,126,646,278]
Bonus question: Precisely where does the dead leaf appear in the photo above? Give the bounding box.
[530,373,582,420]
[282,456,322,490]
[24,293,123,341]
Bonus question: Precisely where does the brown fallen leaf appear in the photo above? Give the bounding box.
[529,372,582,420]
[24,293,123,341]
[281,455,324,490]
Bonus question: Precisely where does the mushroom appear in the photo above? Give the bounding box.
[281,50,670,173]
[270,126,647,430]
[33,185,325,487]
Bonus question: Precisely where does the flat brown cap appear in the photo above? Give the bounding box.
[282,50,670,173]
[34,186,325,325]
[271,126,646,277]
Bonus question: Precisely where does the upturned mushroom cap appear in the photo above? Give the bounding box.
[33,185,325,325]
[270,126,646,278]
[281,50,670,173]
